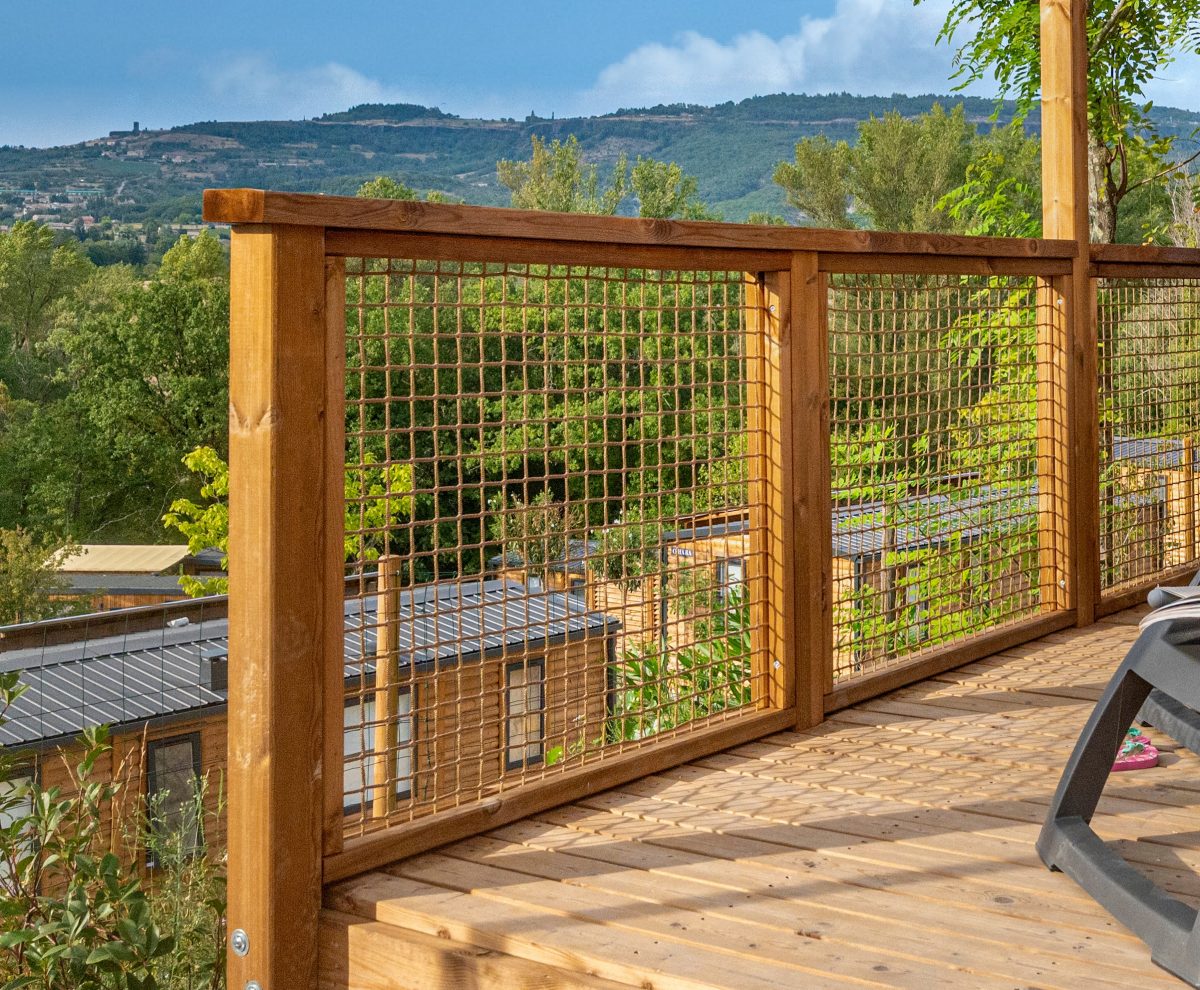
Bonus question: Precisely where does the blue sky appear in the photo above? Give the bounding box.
[5,0,1200,148]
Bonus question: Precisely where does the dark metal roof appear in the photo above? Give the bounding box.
[1,580,617,749]
[61,573,190,596]
[1111,436,1197,471]
[485,540,598,577]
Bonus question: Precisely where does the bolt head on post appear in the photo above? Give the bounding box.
[231,928,250,957]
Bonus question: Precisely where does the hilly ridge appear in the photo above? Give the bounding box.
[3,92,1199,223]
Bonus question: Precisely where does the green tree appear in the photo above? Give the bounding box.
[772,134,855,228]
[938,121,1043,237]
[630,158,718,220]
[921,0,1200,242]
[0,527,74,625]
[356,175,418,201]
[25,234,231,540]
[497,135,628,214]
[774,105,988,232]
[0,222,91,400]
[161,447,230,597]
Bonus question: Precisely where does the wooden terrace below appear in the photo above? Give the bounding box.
[320,606,1200,989]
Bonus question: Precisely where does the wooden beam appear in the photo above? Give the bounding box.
[745,272,793,715]
[318,910,631,990]
[790,254,833,726]
[227,223,331,989]
[203,189,1077,260]
[323,257,348,860]
[1040,0,1098,625]
[823,610,1077,712]
[371,555,401,821]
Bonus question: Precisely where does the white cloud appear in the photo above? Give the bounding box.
[203,55,417,119]
[578,0,993,113]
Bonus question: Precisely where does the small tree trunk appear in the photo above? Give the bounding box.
[1087,131,1118,243]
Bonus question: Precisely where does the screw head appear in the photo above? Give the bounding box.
[245,982,262,990]
[231,929,249,957]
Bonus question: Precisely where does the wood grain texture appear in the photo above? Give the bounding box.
[789,254,833,725]
[1041,0,1098,626]
[321,606,1186,989]
[318,910,630,990]
[744,272,792,715]
[227,224,329,989]
[323,708,796,883]
[203,189,1078,259]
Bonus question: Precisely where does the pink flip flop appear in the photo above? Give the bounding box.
[1113,728,1159,772]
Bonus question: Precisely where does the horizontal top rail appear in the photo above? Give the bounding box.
[1091,243,1200,266]
[203,189,1078,261]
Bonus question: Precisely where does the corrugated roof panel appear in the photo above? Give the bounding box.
[58,545,191,574]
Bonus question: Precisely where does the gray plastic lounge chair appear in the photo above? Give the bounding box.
[1038,570,1200,985]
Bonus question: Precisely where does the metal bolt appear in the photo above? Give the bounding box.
[772,660,782,670]
[769,305,777,313]
[1059,578,1068,589]
[245,982,262,990]
[231,929,249,957]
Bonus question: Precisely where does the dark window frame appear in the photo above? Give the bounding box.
[144,732,203,867]
[504,658,546,771]
[342,687,415,817]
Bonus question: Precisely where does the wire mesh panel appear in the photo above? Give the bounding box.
[339,256,767,836]
[827,272,1057,683]
[1097,278,1200,594]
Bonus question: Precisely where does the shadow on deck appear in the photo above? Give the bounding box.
[319,606,1200,989]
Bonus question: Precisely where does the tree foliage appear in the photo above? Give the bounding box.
[163,446,415,594]
[0,232,230,542]
[497,135,628,215]
[774,105,1034,233]
[0,528,74,626]
[920,0,1200,241]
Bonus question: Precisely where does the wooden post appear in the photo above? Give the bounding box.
[745,255,829,730]
[1185,437,1197,561]
[791,253,833,726]
[227,223,333,989]
[372,555,401,820]
[1040,0,1098,624]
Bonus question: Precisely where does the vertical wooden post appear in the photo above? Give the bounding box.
[372,554,401,819]
[322,257,347,859]
[745,254,829,731]
[1184,437,1197,561]
[745,272,791,716]
[227,223,332,989]
[1041,0,1098,624]
[791,253,833,727]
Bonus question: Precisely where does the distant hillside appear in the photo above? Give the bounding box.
[3,92,1199,223]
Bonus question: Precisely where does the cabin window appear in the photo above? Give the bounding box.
[0,768,35,874]
[145,733,202,864]
[343,689,414,815]
[716,556,746,600]
[505,659,545,770]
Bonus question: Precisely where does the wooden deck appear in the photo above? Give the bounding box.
[320,607,1200,989]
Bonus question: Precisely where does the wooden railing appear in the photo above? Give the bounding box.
[204,187,1200,987]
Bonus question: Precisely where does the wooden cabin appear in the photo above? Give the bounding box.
[1110,435,1196,572]
[0,579,618,859]
[53,544,226,611]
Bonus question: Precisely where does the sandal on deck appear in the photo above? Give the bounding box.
[1113,728,1159,772]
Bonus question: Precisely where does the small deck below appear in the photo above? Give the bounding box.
[321,607,1200,989]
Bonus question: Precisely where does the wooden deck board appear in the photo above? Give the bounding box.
[323,609,1200,988]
